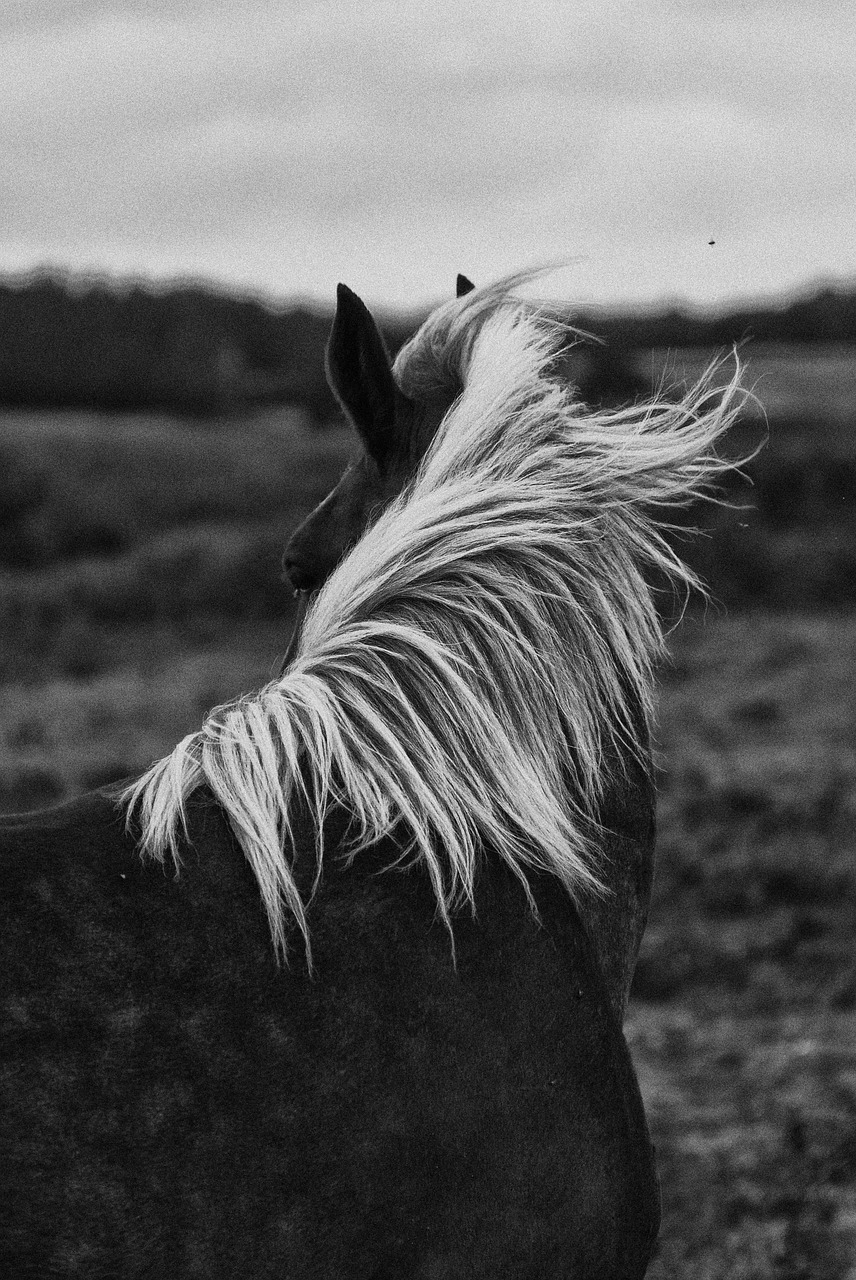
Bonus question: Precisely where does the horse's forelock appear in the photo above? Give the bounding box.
[393,269,572,406]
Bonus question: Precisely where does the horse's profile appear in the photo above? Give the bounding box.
[1,273,742,1279]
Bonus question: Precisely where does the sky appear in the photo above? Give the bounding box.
[2,0,855,314]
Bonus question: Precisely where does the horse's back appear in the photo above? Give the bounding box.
[0,792,658,1279]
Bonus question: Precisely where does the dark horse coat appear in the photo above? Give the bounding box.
[1,787,659,1279]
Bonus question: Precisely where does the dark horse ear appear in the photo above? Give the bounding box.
[456,274,475,297]
[326,283,400,461]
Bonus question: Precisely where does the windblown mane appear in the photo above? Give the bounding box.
[122,277,745,961]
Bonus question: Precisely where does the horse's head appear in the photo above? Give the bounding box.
[282,274,475,593]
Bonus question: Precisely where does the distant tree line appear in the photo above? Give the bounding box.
[573,285,856,350]
[0,272,382,419]
[1,270,854,419]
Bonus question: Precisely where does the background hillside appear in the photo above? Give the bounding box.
[0,280,854,1276]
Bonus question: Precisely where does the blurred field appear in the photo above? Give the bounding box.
[1,346,854,1276]
[650,343,856,424]
[637,612,856,1277]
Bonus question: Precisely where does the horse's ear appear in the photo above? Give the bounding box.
[456,274,475,298]
[326,283,399,459]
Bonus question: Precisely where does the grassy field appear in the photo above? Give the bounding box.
[638,612,856,1278]
[1,347,854,1275]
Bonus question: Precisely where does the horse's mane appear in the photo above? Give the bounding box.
[121,274,746,962]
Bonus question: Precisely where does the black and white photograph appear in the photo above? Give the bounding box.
[1,3,854,1276]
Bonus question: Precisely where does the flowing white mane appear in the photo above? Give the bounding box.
[122,279,745,961]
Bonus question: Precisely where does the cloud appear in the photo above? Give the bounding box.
[1,0,854,307]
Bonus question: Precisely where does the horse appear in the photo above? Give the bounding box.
[282,271,737,1023]
[0,273,742,1279]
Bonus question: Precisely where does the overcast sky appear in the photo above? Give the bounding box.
[3,0,854,312]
